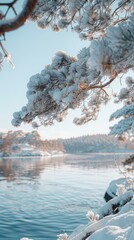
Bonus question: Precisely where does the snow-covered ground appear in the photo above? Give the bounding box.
[57,178,134,240]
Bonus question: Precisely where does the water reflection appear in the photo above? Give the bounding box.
[64,153,130,169]
[0,153,129,182]
[0,156,64,182]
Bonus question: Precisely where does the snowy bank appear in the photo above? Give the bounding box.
[57,178,134,240]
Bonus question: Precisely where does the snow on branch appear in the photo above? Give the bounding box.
[12,11,134,128]
[30,0,134,40]
[110,116,134,135]
[110,76,134,136]
[0,0,37,35]
[110,104,134,121]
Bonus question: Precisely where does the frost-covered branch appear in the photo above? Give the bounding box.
[31,0,134,40]
[110,76,134,136]
[12,11,134,128]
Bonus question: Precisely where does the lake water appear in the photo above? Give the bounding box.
[0,153,130,240]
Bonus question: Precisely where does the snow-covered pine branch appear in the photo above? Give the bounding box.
[110,76,134,136]
[12,10,134,128]
[1,0,133,38]
[31,0,133,40]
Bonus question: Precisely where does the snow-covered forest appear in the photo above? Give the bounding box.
[60,134,134,153]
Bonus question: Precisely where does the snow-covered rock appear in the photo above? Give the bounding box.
[104,177,130,201]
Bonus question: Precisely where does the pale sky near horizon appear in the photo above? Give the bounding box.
[0,13,124,140]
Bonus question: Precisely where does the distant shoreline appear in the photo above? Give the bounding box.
[0,152,133,159]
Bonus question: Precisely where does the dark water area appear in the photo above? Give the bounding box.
[0,153,130,240]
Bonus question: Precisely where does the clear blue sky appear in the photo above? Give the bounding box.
[0,19,123,140]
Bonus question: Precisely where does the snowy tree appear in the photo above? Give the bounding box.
[0,1,133,135]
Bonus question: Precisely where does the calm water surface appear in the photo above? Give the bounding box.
[0,153,130,240]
